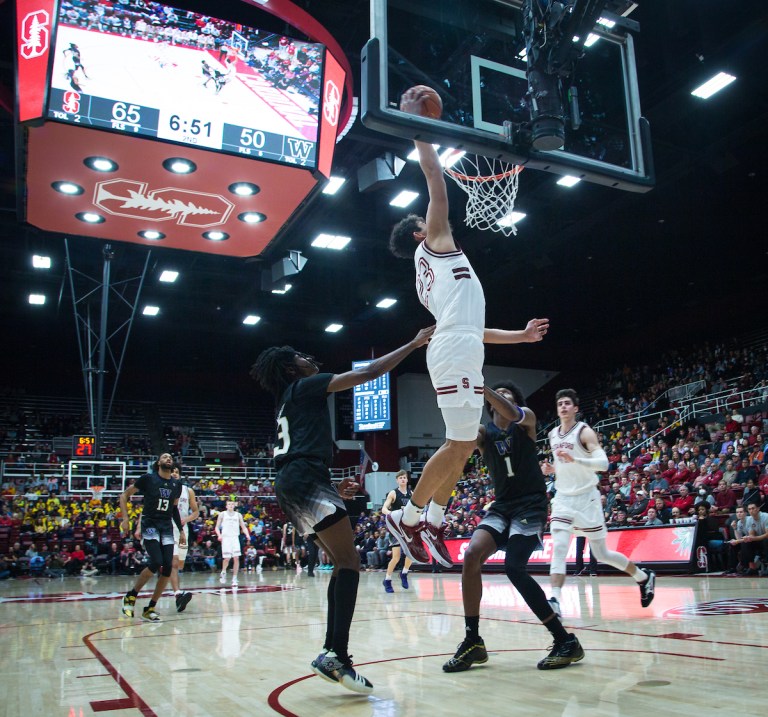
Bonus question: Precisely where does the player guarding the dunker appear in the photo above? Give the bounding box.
[119,453,185,622]
[251,325,434,695]
[387,85,549,568]
[443,383,584,673]
[542,389,656,615]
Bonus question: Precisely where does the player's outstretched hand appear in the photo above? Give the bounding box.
[523,318,549,342]
[400,86,425,114]
[120,519,130,536]
[337,478,360,499]
[412,325,436,347]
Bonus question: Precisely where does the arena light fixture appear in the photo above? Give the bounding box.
[439,148,465,168]
[242,315,261,325]
[557,175,581,187]
[311,233,351,250]
[407,144,440,161]
[271,283,292,294]
[139,230,165,240]
[28,293,46,305]
[84,156,118,172]
[376,298,397,309]
[159,270,179,283]
[51,181,84,195]
[142,305,160,316]
[497,211,527,228]
[228,182,260,196]
[238,212,266,224]
[76,212,105,224]
[203,231,229,241]
[322,176,346,195]
[325,323,343,333]
[32,255,52,269]
[162,158,197,174]
[691,72,736,99]
[389,190,419,208]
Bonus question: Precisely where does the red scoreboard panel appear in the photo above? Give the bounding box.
[14,0,352,258]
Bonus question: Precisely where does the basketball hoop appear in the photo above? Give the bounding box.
[444,153,523,236]
[89,485,105,504]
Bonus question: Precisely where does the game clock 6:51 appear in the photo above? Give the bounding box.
[157,109,223,150]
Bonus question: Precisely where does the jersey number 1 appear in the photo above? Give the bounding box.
[504,456,515,478]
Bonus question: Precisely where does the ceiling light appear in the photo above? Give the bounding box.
[84,157,118,172]
[389,190,419,208]
[271,283,292,294]
[32,255,51,269]
[238,212,266,224]
[311,233,351,250]
[162,158,197,174]
[583,33,600,48]
[203,231,229,241]
[228,182,260,196]
[691,72,736,99]
[596,17,615,29]
[557,175,581,187]
[76,212,105,224]
[159,270,179,283]
[28,294,46,305]
[376,298,397,309]
[517,48,527,60]
[497,211,527,228]
[322,176,346,195]
[139,230,165,240]
[51,181,84,195]
[407,144,440,161]
[242,315,261,325]
[325,323,343,333]
[142,305,160,316]
[439,148,465,168]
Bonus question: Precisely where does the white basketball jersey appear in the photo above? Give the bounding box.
[220,511,241,537]
[414,241,485,333]
[548,421,599,496]
[177,485,190,517]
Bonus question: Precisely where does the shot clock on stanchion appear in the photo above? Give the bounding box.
[72,435,96,457]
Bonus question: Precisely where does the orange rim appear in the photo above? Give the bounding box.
[445,165,524,183]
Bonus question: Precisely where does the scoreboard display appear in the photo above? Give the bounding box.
[46,0,325,167]
[352,361,391,433]
[72,435,96,456]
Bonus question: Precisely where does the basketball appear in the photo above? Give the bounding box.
[408,85,443,119]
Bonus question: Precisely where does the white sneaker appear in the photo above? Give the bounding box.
[219,572,226,584]
[232,578,238,587]
[548,597,562,618]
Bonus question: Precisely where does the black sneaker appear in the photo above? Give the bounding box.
[639,569,656,608]
[442,636,489,672]
[537,634,584,670]
[312,651,373,694]
[175,592,192,613]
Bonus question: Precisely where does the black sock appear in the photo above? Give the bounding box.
[324,576,337,651]
[331,568,359,661]
[464,615,480,640]
[127,589,137,598]
[148,599,157,609]
[544,616,570,644]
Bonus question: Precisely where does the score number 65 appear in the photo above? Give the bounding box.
[240,128,265,148]
[112,102,141,124]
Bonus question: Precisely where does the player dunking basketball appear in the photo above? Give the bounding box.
[387,86,549,569]
[542,389,656,615]
[251,325,434,695]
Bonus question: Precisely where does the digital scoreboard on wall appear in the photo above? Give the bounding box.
[45,0,325,167]
[352,361,391,433]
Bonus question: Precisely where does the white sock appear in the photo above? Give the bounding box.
[631,566,648,583]
[402,500,424,527]
[401,568,409,575]
[426,501,447,527]
[552,586,562,601]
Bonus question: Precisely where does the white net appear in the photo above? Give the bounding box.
[444,154,522,236]
[88,486,105,504]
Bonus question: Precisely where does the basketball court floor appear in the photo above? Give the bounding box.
[1,569,765,716]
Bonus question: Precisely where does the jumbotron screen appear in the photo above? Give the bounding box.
[47,0,324,167]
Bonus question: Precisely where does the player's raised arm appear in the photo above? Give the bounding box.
[484,318,549,344]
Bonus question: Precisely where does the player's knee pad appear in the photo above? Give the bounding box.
[160,564,172,578]
[146,560,161,574]
[589,538,629,572]
[549,529,570,575]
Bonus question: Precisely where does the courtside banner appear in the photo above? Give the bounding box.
[445,524,696,567]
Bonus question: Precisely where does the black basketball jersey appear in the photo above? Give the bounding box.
[483,421,547,513]
[273,373,333,468]
[134,472,181,522]
[390,486,412,511]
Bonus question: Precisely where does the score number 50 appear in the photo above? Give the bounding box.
[240,128,266,148]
